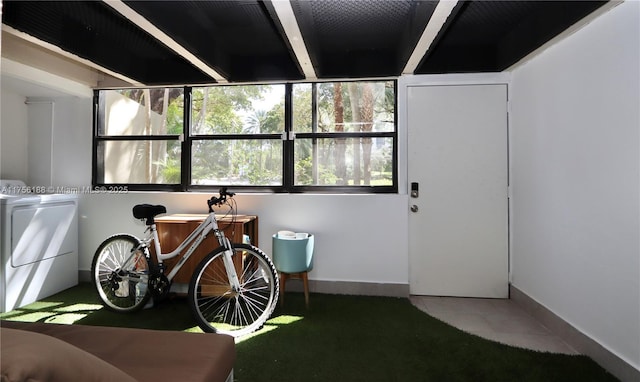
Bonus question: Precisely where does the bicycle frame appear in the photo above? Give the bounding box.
[138,211,241,291]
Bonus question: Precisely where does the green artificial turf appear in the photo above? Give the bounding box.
[1,283,618,382]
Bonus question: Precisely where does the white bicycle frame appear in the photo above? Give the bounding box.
[138,212,241,291]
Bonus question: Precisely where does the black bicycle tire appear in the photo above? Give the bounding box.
[91,234,152,313]
[188,243,279,337]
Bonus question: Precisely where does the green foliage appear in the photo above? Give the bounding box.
[292,84,312,132]
[119,81,396,187]
[191,85,272,135]
[317,164,339,185]
[244,107,284,134]
[263,104,285,133]
[160,157,181,184]
[294,157,312,185]
[165,97,183,135]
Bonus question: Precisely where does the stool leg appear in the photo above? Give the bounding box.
[279,273,287,306]
[302,272,309,308]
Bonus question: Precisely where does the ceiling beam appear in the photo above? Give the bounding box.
[2,24,144,86]
[2,58,94,98]
[270,0,317,80]
[102,0,228,84]
[403,0,459,74]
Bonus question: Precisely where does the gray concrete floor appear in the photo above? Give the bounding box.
[410,295,577,354]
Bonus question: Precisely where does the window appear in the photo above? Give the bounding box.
[93,88,184,190]
[190,85,285,187]
[93,80,396,193]
[291,82,396,190]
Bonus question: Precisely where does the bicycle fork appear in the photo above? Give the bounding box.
[219,235,242,293]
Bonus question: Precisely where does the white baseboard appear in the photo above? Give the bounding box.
[510,285,639,382]
[283,278,410,298]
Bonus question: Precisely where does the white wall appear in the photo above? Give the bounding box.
[26,101,55,186]
[50,97,93,188]
[510,0,639,371]
[78,192,409,287]
[0,95,92,185]
[0,89,28,179]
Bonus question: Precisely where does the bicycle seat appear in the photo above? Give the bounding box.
[132,204,167,225]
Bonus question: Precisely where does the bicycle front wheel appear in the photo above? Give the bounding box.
[91,234,151,313]
[188,243,279,337]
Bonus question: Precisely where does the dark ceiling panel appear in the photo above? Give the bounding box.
[124,0,304,82]
[2,0,214,85]
[415,0,608,74]
[291,0,437,78]
[1,0,613,85]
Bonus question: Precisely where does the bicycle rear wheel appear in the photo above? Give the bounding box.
[188,243,279,337]
[91,234,151,313]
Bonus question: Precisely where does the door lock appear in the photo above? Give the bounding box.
[411,182,419,198]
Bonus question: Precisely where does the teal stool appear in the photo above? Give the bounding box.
[272,233,314,308]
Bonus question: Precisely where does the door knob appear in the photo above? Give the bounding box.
[410,205,419,213]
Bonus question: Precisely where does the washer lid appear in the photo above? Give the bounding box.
[0,179,27,189]
[1,180,28,199]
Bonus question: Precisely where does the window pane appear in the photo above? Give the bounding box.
[292,83,312,132]
[294,137,394,186]
[293,81,395,133]
[102,89,184,136]
[192,140,283,186]
[98,140,181,184]
[191,85,285,135]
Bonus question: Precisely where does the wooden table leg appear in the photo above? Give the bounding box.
[302,272,309,308]
[279,273,286,306]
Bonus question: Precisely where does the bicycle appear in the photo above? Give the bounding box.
[91,188,279,337]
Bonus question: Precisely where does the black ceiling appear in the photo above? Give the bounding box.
[1,0,608,86]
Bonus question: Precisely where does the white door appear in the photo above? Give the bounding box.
[408,84,508,298]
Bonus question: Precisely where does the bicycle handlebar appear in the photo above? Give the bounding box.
[207,187,235,212]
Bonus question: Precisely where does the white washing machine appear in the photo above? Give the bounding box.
[0,180,79,313]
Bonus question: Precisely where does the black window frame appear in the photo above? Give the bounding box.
[93,80,398,193]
